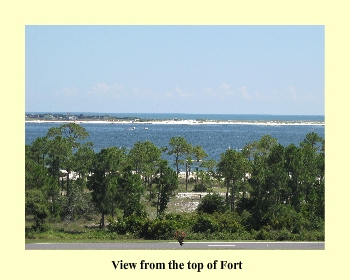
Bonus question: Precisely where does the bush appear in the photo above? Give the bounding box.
[142,218,178,240]
[108,214,147,237]
[192,214,219,233]
[265,204,308,234]
[276,228,293,241]
[192,184,207,192]
[213,211,245,233]
[197,193,227,214]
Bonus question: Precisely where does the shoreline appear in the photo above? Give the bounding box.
[25,119,325,126]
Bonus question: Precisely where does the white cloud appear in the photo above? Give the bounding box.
[287,86,297,100]
[237,86,251,100]
[218,83,234,97]
[165,91,174,98]
[203,83,234,100]
[88,82,124,98]
[92,83,110,92]
[175,87,192,98]
[54,86,80,98]
[132,87,156,99]
[218,83,230,91]
[165,87,193,99]
[111,83,124,91]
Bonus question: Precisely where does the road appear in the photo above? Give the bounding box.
[25,241,324,250]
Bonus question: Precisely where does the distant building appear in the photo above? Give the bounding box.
[68,115,77,121]
[44,114,55,120]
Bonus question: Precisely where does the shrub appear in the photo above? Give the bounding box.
[265,204,308,234]
[108,214,147,237]
[197,193,227,214]
[213,211,245,233]
[142,218,178,240]
[192,184,207,192]
[192,214,219,233]
[276,228,293,241]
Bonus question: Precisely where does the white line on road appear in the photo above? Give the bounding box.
[208,245,236,247]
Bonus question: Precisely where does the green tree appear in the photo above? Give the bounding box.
[285,144,305,209]
[301,132,323,150]
[46,123,89,145]
[45,123,89,195]
[298,134,325,219]
[25,144,50,191]
[116,168,144,218]
[192,145,208,183]
[183,153,194,191]
[167,136,192,175]
[25,189,50,232]
[153,161,178,216]
[199,158,217,188]
[246,134,278,159]
[129,140,162,198]
[28,136,49,167]
[88,147,127,227]
[59,180,96,221]
[267,145,289,202]
[217,149,249,212]
[73,142,95,185]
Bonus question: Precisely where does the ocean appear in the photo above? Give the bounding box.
[25,114,325,163]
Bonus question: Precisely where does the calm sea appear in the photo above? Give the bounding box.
[25,114,324,163]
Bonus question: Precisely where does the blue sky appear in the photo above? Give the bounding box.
[25,25,324,115]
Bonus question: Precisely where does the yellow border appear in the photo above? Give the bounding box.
[1,1,346,279]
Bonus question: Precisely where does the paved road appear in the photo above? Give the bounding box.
[26,241,324,250]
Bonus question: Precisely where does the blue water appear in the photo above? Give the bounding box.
[25,114,325,163]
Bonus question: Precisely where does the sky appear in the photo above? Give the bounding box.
[25,25,324,115]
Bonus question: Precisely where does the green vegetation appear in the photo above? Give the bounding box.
[25,124,325,242]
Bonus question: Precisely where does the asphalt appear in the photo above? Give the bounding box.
[25,241,325,250]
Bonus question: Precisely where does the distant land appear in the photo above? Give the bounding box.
[25,112,324,126]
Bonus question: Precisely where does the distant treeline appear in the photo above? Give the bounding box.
[25,113,142,121]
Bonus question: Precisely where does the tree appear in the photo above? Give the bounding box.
[167,136,192,175]
[88,147,127,227]
[299,135,324,218]
[199,158,217,188]
[217,149,249,212]
[153,161,178,216]
[29,136,49,167]
[265,144,289,205]
[25,189,50,232]
[192,145,208,183]
[183,154,194,191]
[247,134,278,159]
[46,123,89,145]
[116,168,144,218]
[46,135,72,191]
[73,142,95,185]
[285,144,305,210]
[59,180,96,221]
[129,140,162,198]
[301,132,323,150]
[45,123,90,195]
[25,145,49,191]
